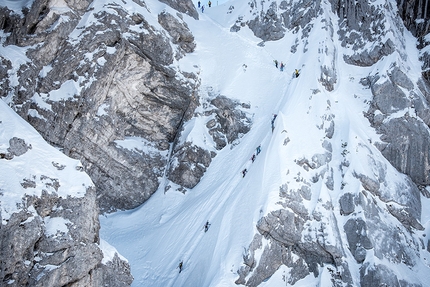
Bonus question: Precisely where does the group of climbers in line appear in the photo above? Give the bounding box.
[273,60,300,77]
[198,1,211,12]
[242,144,262,177]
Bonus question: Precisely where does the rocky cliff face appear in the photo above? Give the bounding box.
[0,101,132,286]
[396,0,430,88]
[0,0,252,284]
[230,0,430,286]
[0,0,251,213]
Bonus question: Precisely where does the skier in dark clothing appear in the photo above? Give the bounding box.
[271,114,277,132]
[295,69,300,78]
[274,60,278,68]
[242,169,247,177]
[251,154,256,163]
[280,62,285,71]
[198,1,201,7]
[201,5,204,12]
[256,145,261,155]
[204,221,211,232]
[178,261,183,273]
[208,1,211,7]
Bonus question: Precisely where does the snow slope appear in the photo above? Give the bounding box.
[94,0,430,286]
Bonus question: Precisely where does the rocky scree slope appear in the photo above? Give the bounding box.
[228,0,430,286]
[0,0,252,213]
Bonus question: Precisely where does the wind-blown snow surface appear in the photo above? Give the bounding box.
[100,0,430,286]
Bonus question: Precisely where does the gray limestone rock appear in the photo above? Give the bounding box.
[339,193,355,215]
[257,209,304,246]
[371,79,410,114]
[248,2,285,41]
[167,142,213,189]
[158,0,199,20]
[205,95,252,150]
[386,203,424,231]
[344,218,373,263]
[158,11,196,57]
[1,1,200,212]
[7,137,30,157]
[343,39,396,66]
[1,187,132,287]
[390,66,414,90]
[88,254,133,287]
[360,263,400,287]
[378,117,430,186]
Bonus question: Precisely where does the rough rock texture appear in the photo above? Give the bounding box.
[158,0,199,20]
[396,0,430,81]
[1,189,132,287]
[167,94,252,189]
[158,11,196,58]
[0,0,216,212]
[235,1,429,286]
[234,0,321,43]
[1,100,132,286]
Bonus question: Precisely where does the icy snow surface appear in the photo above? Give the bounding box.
[99,0,430,286]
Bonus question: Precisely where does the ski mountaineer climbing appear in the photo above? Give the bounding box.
[280,62,285,71]
[178,261,183,273]
[271,114,277,133]
[242,169,247,177]
[295,69,300,78]
[208,0,211,7]
[201,5,204,12]
[198,1,201,8]
[251,154,256,163]
[256,145,261,155]
[274,60,278,68]
[204,221,211,232]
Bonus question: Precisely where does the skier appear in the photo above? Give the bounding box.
[201,5,204,12]
[280,62,285,71]
[271,114,277,132]
[294,69,300,78]
[178,261,183,273]
[256,145,261,155]
[242,169,247,177]
[198,1,201,8]
[274,60,278,68]
[204,221,211,232]
[208,0,211,7]
[251,154,256,163]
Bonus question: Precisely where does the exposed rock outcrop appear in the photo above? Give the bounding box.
[0,0,208,212]
[235,1,429,286]
[0,101,132,286]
